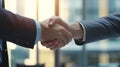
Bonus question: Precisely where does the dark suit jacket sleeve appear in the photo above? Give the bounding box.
[75,11,120,45]
[0,8,36,48]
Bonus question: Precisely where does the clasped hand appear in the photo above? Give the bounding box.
[40,16,82,50]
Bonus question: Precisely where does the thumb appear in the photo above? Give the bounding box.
[49,16,70,31]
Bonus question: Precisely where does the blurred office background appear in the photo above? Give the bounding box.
[4,0,120,67]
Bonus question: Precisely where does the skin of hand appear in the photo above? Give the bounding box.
[41,16,83,50]
[40,18,72,50]
[69,22,83,40]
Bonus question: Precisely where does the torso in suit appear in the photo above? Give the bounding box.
[75,11,120,45]
[0,1,37,66]
[0,0,9,66]
[0,0,2,60]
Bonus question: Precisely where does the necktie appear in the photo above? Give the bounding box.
[0,39,3,64]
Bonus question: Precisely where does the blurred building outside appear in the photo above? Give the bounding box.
[4,0,120,67]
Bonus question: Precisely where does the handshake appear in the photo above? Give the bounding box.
[40,16,83,50]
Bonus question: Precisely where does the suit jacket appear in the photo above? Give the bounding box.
[0,0,9,66]
[0,8,37,48]
[75,11,120,45]
[0,4,37,65]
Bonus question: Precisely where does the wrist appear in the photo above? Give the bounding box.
[40,21,46,41]
[70,22,83,40]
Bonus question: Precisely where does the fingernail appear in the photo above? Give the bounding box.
[48,22,53,27]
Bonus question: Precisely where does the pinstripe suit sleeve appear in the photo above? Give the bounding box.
[75,12,120,45]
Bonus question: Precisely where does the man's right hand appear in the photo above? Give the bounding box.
[40,17,72,50]
[40,16,83,50]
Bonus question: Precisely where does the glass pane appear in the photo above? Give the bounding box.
[4,0,120,67]
[5,0,55,67]
[59,0,84,67]
[59,0,120,67]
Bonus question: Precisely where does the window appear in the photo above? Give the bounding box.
[5,0,120,67]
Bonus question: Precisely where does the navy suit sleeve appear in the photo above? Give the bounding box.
[75,12,120,45]
[0,8,36,48]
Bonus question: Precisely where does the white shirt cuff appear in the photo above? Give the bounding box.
[34,20,41,44]
[79,22,86,42]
